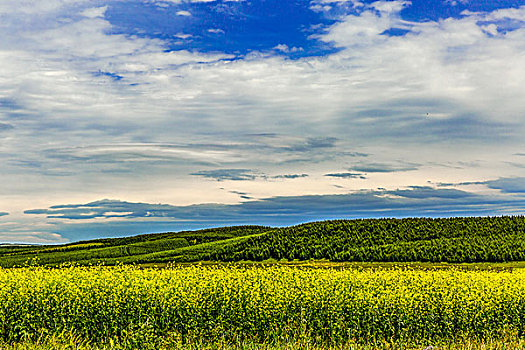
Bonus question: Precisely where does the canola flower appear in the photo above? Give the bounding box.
[0,264,525,346]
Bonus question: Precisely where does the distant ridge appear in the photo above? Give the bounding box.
[1,217,525,267]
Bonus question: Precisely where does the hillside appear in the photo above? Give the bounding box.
[204,216,525,263]
[0,226,270,267]
[1,216,525,267]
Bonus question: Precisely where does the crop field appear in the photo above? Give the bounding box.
[2,264,525,349]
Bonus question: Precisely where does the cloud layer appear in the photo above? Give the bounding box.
[0,0,524,242]
[23,183,525,241]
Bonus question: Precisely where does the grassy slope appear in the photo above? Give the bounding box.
[2,216,525,267]
[202,216,525,263]
[0,226,270,267]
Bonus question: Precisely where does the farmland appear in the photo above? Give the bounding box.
[3,216,525,349]
[2,264,525,349]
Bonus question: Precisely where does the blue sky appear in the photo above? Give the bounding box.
[0,0,525,243]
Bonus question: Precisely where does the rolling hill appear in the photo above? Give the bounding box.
[1,216,525,267]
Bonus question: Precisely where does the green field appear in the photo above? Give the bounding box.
[2,216,525,267]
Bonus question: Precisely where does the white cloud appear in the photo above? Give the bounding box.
[208,28,225,34]
[176,10,192,16]
[173,32,193,39]
[0,0,92,15]
[310,4,332,12]
[0,214,69,244]
[480,23,498,36]
[80,5,107,18]
[310,0,364,13]
[370,0,411,15]
[0,232,68,244]
[444,0,468,6]
[315,4,525,129]
[485,7,525,21]
[273,44,304,53]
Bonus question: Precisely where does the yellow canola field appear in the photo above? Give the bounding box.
[1,265,525,345]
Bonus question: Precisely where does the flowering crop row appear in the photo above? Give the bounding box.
[1,265,524,346]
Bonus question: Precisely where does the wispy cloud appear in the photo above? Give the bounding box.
[324,172,366,179]
[0,123,13,131]
[350,163,419,173]
[435,177,525,195]
[285,137,337,152]
[485,177,525,194]
[25,199,191,220]
[191,169,259,181]
[43,144,241,165]
[272,174,309,179]
[229,190,253,199]
[23,186,525,240]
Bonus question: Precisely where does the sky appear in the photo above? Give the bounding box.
[1,0,525,243]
